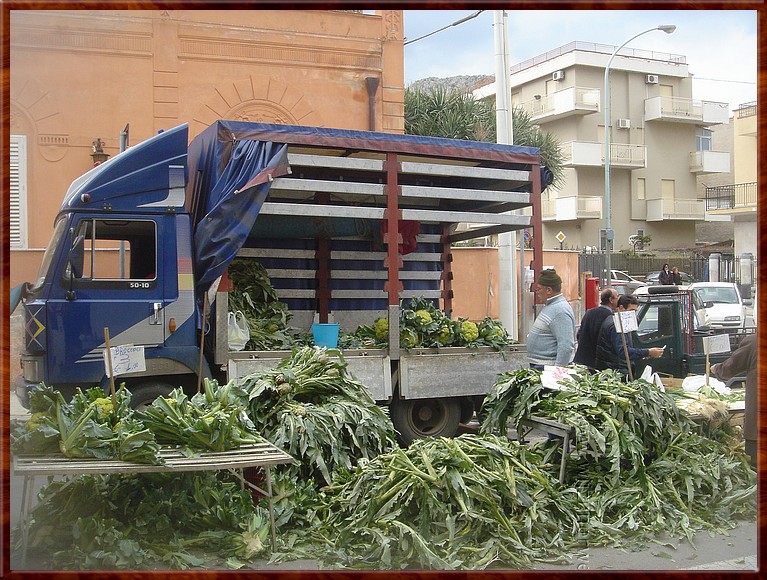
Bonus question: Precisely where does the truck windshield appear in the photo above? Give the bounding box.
[695,286,739,304]
[30,217,68,292]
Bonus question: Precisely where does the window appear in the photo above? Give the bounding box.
[696,127,712,151]
[68,219,157,282]
[636,302,676,344]
[637,178,646,200]
[10,135,28,248]
[661,179,675,202]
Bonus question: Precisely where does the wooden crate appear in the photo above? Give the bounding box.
[658,376,685,390]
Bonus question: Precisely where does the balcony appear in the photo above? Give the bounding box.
[542,195,603,221]
[646,198,705,221]
[561,141,646,168]
[645,96,729,125]
[736,101,757,137]
[705,182,757,212]
[518,86,600,123]
[689,150,730,174]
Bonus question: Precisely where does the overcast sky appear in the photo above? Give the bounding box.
[403,10,757,112]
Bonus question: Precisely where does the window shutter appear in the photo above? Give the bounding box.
[10,135,28,248]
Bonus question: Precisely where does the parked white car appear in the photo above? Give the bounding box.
[688,282,746,330]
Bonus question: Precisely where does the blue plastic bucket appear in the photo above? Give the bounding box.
[312,323,340,348]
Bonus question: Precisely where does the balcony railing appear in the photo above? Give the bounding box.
[737,101,756,118]
[705,182,757,210]
[646,198,705,221]
[645,96,730,125]
[542,195,603,221]
[689,150,730,174]
[561,141,646,168]
[518,86,600,122]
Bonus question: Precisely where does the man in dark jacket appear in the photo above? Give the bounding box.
[710,334,757,464]
[595,295,665,379]
[573,287,619,369]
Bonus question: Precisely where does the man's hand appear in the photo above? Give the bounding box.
[709,363,719,378]
[648,347,665,358]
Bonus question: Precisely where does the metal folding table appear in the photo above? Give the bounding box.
[517,415,574,484]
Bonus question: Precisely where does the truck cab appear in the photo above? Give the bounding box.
[633,285,743,378]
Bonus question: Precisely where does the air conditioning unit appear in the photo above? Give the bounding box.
[646,74,659,84]
[617,118,631,129]
[552,70,565,81]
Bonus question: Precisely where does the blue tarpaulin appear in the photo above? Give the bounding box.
[187,122,289,297]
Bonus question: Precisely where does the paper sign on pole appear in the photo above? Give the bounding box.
[103,345,146,377]
[702,334,731,355]
[613,310,638,333]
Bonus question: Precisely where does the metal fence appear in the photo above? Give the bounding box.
[579,251,757,295]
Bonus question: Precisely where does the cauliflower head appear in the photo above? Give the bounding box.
[460,320,479,343]
[373,317,389,341]
[415,309,433,325]
[92,397,115,422]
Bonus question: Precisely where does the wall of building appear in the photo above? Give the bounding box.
[9,9,405,287]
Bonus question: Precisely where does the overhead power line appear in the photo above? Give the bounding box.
[404,11,484,45]
[692,76,756,85]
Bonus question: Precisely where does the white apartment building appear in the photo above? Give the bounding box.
[478,41,731,251]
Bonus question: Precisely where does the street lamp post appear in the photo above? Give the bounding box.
[604,25,675,287]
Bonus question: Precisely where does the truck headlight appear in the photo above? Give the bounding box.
[724,315,741,321]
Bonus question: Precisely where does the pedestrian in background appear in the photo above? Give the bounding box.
[671,266,682,285]
[526,269,576,370]
[573,287,619,369]
[595,294,665,380]
[710,334,757,464]
[658,263,673,285]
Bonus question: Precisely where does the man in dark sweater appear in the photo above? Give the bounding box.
[595,294,665,380]
[573,287,618,369]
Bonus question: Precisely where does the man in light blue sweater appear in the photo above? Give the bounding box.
[526,268,576,369]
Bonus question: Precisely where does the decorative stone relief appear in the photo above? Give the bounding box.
[383,11,402,41]
[191,75,324,133]
[10,80,68,162]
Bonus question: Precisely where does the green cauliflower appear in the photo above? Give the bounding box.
[92,397,116,422]
[437,325,452,344]
[415,309,433,325]
[24,411,49,432]
[460,320,479,343]
[373,317,389,341]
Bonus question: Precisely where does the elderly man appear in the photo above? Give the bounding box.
[526,269,576,370]
[573,287,619,369]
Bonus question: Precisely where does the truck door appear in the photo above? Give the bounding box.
[46,216,166,386]
[634,300,681,377]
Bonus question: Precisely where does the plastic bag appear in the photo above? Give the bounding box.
[228,311,250,351]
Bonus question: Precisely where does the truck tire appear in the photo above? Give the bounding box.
[128,381,174,411]
[389,397,461,446]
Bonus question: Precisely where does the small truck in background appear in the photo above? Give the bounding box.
[15,120,550,443]
[633,285,753,380]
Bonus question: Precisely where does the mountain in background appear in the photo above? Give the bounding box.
[407,74,494,94]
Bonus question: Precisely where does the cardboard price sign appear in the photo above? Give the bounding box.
[103,345,146,377]
[702,333,731,355]
[613,310,638,333]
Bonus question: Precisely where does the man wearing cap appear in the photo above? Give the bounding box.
[526,269,576,370]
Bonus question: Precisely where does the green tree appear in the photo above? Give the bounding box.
[404,86,564,188]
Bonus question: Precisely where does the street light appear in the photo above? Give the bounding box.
[604,25,675,287]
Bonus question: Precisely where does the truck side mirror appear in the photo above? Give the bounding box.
[704,301,714,309]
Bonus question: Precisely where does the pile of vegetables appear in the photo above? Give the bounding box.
[226,258,299,350]
[354,297,513,351]
[19,471,271,569]
[286,434,587,570]
[239,346,397,486]
[136,379,265,453]
[226,258,514,352]
[15,362,756,570]
[12,384,160,464]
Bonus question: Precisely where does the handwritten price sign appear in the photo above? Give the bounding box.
[103,345,146,377]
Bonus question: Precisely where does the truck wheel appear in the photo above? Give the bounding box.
[390,397,461,446]
[128,381,173,411]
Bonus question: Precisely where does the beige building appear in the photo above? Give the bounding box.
[703,102,757,258]
[478,41,731,251]
[9,9,405,288]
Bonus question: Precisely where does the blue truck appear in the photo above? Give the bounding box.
[15,120,546,443]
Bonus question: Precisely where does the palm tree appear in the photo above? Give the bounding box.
[404,86,563,188]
